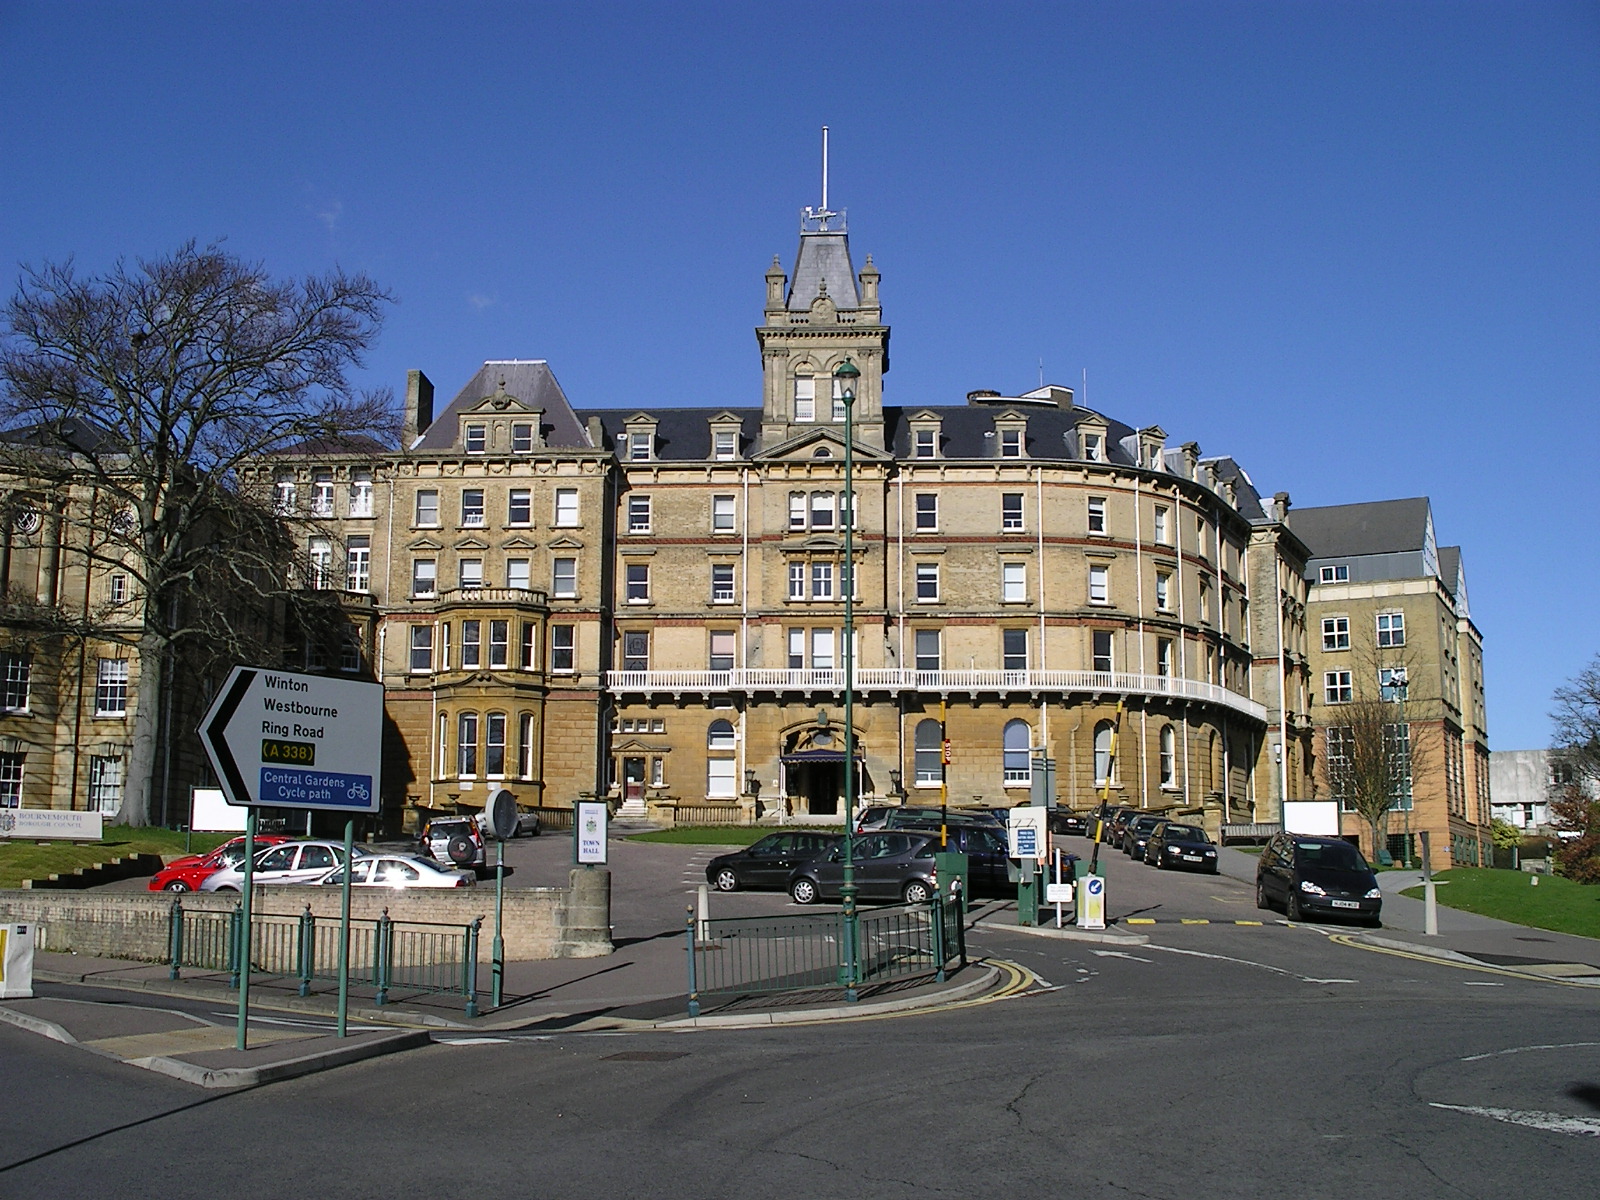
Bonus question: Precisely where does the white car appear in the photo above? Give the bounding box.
[316,854,475,889]
[199,840,371,891]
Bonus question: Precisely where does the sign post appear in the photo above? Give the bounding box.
[576,800,609,866]
[199,667,382,1047]
[1008,806,1047,927]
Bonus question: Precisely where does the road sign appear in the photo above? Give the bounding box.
[576,800,608,864]
[941,740,953,764]
[199,667,383,813]
[1078,874,1106,930]
[1007,804,1048,859]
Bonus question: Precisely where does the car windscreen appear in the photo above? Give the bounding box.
[1163,826,1206,842]
[1295,840,1368,871]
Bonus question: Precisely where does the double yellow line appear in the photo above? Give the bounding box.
[1330,934,1599,988]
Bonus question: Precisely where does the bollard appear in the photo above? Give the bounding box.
[168,897,184,980]
[697,884,710,945]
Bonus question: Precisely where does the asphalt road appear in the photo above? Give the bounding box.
[10,834,1599,1198]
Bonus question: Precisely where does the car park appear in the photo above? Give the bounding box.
[146,835,291,892]
[706,831,843,891]
[1121,814,1165,859]
[418,816,487,869]
[318,854,475,889]
[787,832,942,905]
[199,840,372,891]
[1255,833,1383,925]
[1143,822,1219,873]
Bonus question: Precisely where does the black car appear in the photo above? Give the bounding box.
[1256,833,1382,925]
[706,831,842,892]
[788,832,943,905]
[1121,814,1165,859]
[1101,806,1138,845]
[874,819,1028,895]
[1143,821,1219,873]
[1047,807,1089,836]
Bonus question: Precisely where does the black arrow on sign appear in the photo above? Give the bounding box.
[202,669,256,806]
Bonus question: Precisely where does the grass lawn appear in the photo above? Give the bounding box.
[0,827,231,889]
[1401,867,1600,940]
[626,825,843,846]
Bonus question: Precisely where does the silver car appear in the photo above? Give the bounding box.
[199,840,371,891]
[317,854,475,889]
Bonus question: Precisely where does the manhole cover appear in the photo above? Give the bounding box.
[601,1051,688,1062]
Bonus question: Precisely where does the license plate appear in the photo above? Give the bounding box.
[1182,855,1202,862]
[1330,899,1360,909]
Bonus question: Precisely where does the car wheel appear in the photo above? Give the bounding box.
[214,885,239,892]
[1255,880,1272,910]
[790,877,819,905]
[713,867,739,892]
[1286,892,1305,923]
[446,835,476,866]
[902,880,933,904]
[1364,915,1383,929]
[163,880,191,892]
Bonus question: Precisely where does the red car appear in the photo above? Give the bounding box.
[146,835,291,892]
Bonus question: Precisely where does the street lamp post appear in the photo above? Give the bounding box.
[835,357,861,1001]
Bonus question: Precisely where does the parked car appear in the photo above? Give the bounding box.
[1256,833,1383,925]
[1121,814,1165,859]
[418,816,487,868]
[1101,806,1138,844]
[318,854,475,889]
[146,835,291,893]
[879,819,1043,895]
[199,840,372,891]
[1143,822,1219,873]
[787,832,942,905]
[855,805,944,832]
[515,808,542,837]
[1047,807,1089,836]
[706,831,843,892]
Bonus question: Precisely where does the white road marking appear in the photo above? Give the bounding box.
[1090,950,1153,963]
[1301,978,1358,984]
[1144,943,1357,985]
[1463,981,1504,987]
[438,1036,512,1045]
[1460,1041,1600,1062]
[1430,1103,1600,1137]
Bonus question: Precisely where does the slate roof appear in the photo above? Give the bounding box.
[1203,456,1269,521]
[576,408,765,461]
[414,360,589,451]
[788,232,861,311]
[1287,497,1432,558]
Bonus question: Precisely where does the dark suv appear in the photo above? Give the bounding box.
[788,832,942,905]
[706,831,841,892]
[1256,833,1382,925]
[419,817,486,869]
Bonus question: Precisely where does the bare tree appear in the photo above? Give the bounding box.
[0,243,393,825]
[1551,653,1600,787]
[1318,649,1428,861]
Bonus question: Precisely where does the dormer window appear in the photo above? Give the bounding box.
[511,422,535,454]
[465,423,487,454]
[914,429,936,458]
[1000,429,1023,457]
[1082,432,1103,462]
[714,429,737,460]
[621,415,658,462]
[794,374,816,422]
[1319,564,1349,584]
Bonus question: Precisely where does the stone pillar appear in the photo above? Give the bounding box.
[560,866,613,958]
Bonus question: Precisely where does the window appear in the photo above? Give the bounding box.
[489,621,509,669]
[709,631,736,672]
[915,629,941,673]
[508,489,531,525]
[788,562,806,600]
[412,559,436,598]
[340,629,361,673]
[1003,629,1028,674]
[410,625,434,673]
[306,537,333,589]
[1324,670,1353,704]
[415,489,439,527]
[485,713,506,776]
[1386,722,1413,808]
[520,623,537,670]
[554,488,579,527]
[707,718,736,752]
[914,493,938,531]
[1319,564,1349,584]
[1088,564,1109,605]
[1087,497,1107,534]
[707,757,737,799]
[789,492,807,531]
[274,473,296,515]
[464,423,487,454]
[552,557,577,598]
[1156,637,1172,678]
[1153,506,1169,545]
[652,757,666,786]
[787,629,805,669]
[1092,630,1113,674]
[1377,612,1405,647]
[1000,428,1023,457]
[622,631,649,671]
[811,562,834,600]
[831,375,847,422]
[627,495,651,533]
[915,563,940,602]
[1199,582,1211,624]
[458,558,483,590]
[1,653,30,712]
[550,625,575,673]
[0,752,23,807]
[1003,720,1032,785]
[439,621,451,669]
[349,470,373,518]
[88,756,123,813]
[914,428,937,458]
[810,491,835,530]
[1155,571,1171,611]
[461,489,485,528]
[625,563,650,602]
[1002,562,1026,603]
[793,374,815,422]
[518,712,535,776]
[1325,726,1353,808]
[810,629,835,671]
[1082,432,1103,462]
[1196,516,1209,559]
[1001,493,1024,532]
[711,563,735,602]
[1378,667,1407,700]
[1314,617,1349,653]
[714,429,737,460]
[461,620,481,668]
[311,472,334,517]
[96,658,129,715]
[457,713,478,775]
[625,431,653,461]
[306,634,327,671]
[511,422,534,453]
[915,719,944,786]
[1093,721,1115,784]
[711,495,736,532]
[109,573,128,605]
[506,559,530,590]
[1159,726,1176,787]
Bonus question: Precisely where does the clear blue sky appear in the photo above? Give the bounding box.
[2,2,1596,750]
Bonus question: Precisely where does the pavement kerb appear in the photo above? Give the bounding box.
[974,919,1150,946]
[0,1003,77,1045]
[1348,933,1485,964]
[126,1030,432,1090]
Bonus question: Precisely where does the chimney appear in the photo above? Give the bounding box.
[1273,491,1292,523]
[1180,441,1200,480]
[586,414,605,449]
[404,370,434,447]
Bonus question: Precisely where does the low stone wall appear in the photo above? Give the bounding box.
[0,867,612,964]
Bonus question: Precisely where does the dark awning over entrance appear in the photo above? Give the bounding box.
[781,749,863,763]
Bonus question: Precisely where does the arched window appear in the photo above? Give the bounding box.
[1003,721,1032,786]
[793,372,816,422]
[1205,732,1217,795]
[1093,721,1116,786]
[707,719,736,751]
[1159,725,1176,787]
[914,719,943,786]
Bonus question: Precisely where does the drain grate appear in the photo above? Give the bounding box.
[602,1050,689,1062]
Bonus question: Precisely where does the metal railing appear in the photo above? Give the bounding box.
[610,667,1266,722]
[166,899,483,1016]
[685,895,965,1016]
